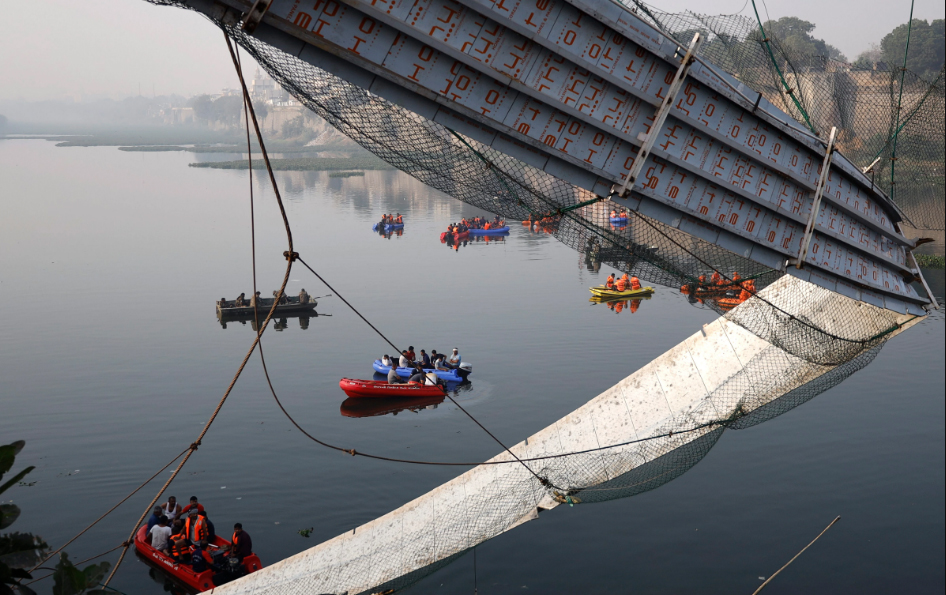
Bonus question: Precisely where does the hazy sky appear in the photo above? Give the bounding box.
[1,0,942,101]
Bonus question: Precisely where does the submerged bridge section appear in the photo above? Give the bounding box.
[208,275,921,595]
[178,0,931,314]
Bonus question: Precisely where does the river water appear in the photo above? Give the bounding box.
[1,138,943,594]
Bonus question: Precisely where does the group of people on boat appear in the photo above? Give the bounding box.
[524,212,561,230]
[381,346,462,385]
[229,289,310,307]
[680,271,757,308]
[145,495,252,585]
[445,214,503,236]
[378,213,404,226]
[610,209,628,219]
[605,272,642,292]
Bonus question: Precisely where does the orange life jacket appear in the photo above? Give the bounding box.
[616,278,628,291]
[396,215,403,223]
[732,272,742,282]
[170,535,190,557]
[606,275,615,289]
[630,276,641,290]
[698,275,706,284]
[484,222,491,229]
[712,271,722,284]
[610,210,617,218]
[185,516,208,543]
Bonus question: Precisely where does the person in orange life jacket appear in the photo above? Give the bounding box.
[184,508,209,545]
[180,496,204,516]
[169,531,190,563]
[731,272,742,285]
[198,510,215,541]
[610,209,617,218]
[629,275,641,290]
[605,273,615,289]
[711,271,722,285]
[227,523,253,562]
[616,276,628,291]
[395,213,403,224]
[698,274,706,285]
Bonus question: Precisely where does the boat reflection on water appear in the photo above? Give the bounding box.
[143,565,188,595]
[589,295,651,314]
[340,394,446,418]
[442,234,506,252]
[341,378,473,418]
[217,311,325,330]
[374,226,404,240]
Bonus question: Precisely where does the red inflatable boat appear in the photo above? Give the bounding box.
[339,378,446,399]
[134,525,263,592]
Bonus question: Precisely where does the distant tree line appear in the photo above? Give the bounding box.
[864,19,945,79]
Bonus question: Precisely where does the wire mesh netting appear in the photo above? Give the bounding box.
[624,0,945,231]
[141,1,937,592]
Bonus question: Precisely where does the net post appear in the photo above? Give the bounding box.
[795,126,837,269]
[613,32,703,198]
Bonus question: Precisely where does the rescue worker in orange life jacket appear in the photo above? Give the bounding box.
[629,275,641,291]
[228,523,253,562]
[711,271,722,285]
[184,508,209,545]
[605,273,615,289]
[615,276,628,291]
[395,213,403,224]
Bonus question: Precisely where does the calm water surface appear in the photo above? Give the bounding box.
[1,139,943,594]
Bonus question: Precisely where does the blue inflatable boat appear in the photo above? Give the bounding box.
[373,222,404,232]
[609,216,628,224]
[468,226,509,236]
[373,360,470,382]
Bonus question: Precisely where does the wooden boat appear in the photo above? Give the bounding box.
[134,525,263,592]
[340,378,446,399]
[216,293,316,317]
[589,286,655,298]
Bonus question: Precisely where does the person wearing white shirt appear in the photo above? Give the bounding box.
[148,516,173,554]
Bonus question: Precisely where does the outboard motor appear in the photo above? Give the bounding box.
[457,362,473,379]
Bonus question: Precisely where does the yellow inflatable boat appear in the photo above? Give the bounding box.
[589,286,655,299]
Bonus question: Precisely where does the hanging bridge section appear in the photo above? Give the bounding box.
[205,274,922,595]
[175,0,931,314]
